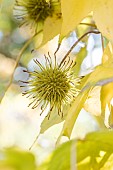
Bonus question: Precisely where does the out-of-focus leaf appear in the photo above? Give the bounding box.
[73,46,87,76]
[109,106,113,127]
[100,43,113,127]
[1,0,14,13]
[0,54,14,102]
[0,13,12,33]
[101,154,113,170]
[38,140,75,170]
[84,86,101,116]
[38,131,113,170]
[0,54,21,102]
[0,79,8,102]
[60,0,93,39]
[77,131,113,170]
[93,1,113,43]
[0,148,36,170]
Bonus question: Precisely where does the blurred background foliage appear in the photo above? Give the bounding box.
[0,0,113,170]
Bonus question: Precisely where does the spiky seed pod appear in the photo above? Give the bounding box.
[14,0,61,32]
[21,53,80,118]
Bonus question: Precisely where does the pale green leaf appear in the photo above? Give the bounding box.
[38,131,113,170]
[1,0,14,13]
[77,131,113,170]
[38,140,75,170]
[0,148,36,170]
[40,105,70,134]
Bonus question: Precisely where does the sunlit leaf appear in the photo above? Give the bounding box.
[57,55,113,140]
[93,1,113,43]
[57,52,113,140]
[35,17,62,48]
[42,17,62,46]
[40,105,69,134]
[56,76,91,141]
[82,60,113,91]
[100,43,113,127]
[60,0,113,43]
[101,154,113,170]
[73,46,87,76]
[101,83,113,118]
[60,0,93,39]
[76,16,96,38]
[77,131,113,170]
[57,89,89,140]
[84,86,101,116]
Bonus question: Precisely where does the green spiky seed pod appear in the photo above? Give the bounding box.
[21,53,80,118]
[14,0,61,32]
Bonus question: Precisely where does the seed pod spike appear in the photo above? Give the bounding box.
[20,51,81,118]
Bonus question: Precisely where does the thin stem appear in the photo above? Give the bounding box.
[29,134,39,150]
[54,23,97,56]
[1,30,42,102]
[54,43,61,55]
[60,30,100,66]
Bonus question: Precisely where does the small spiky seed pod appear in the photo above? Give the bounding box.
[21,53,80,118]
[14,0,61,32]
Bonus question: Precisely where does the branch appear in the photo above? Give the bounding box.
[1,30,42,102]
[60,30,100,66]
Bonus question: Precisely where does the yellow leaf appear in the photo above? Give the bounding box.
[93,1,113,43]
[40,105,70,134]
[42,17,62,46]
[84,43,113,118]
[73,46,87,76]
[60,0,93,39]
[101,83,113,116]
[102,42,113,63]
[56,88,90,143]
[84,86,101,116]
[60,1,113,43]
[100,43,113,127]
